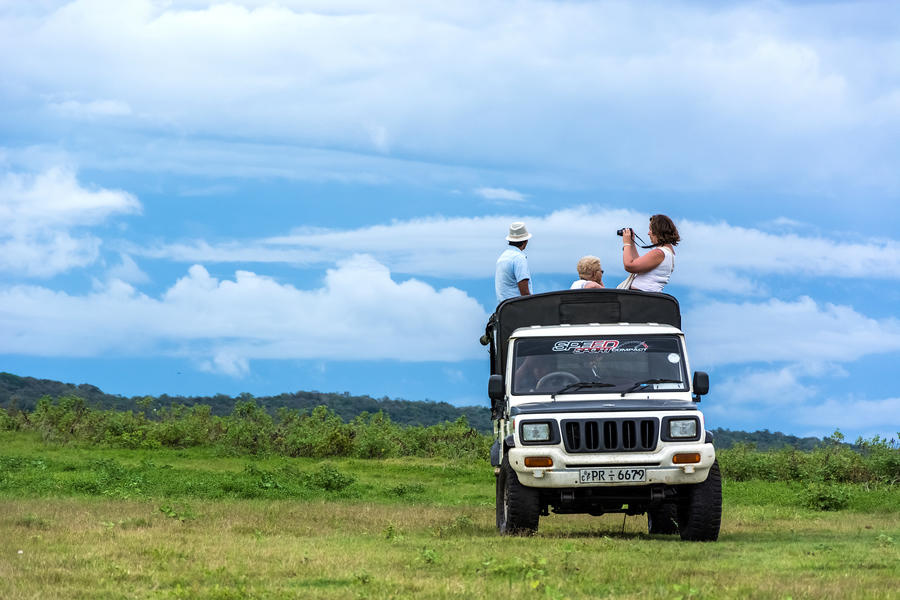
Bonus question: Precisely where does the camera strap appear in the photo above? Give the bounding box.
[631,232,658,249]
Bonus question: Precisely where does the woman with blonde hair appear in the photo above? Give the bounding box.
[621,214,680,292]
[570,255,604,289]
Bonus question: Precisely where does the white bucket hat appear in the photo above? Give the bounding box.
[506,221,532,242]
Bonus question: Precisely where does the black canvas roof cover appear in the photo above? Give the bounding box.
[486,289,681,376]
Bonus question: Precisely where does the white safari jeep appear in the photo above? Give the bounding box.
[481,289,721,541]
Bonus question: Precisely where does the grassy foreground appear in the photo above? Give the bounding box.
[2,498,898,599]
[1,433,898,599]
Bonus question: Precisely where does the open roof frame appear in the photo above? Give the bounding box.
[486,289,682,377]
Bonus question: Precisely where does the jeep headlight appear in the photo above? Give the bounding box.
[521,422,551,442]
[668,419,698,439]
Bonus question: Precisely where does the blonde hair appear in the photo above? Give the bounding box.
[576,255,603,282]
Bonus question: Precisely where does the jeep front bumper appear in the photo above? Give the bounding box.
[506,442,716,488]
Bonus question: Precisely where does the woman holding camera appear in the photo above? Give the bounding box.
[621,214,680,292]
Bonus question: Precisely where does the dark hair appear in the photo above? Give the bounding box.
[508,240,527,249]
[650,214,680,246]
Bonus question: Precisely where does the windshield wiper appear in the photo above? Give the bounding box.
[551,381,615,400]
[621,378,682,396]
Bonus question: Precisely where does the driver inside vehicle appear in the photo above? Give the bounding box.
[514,355,568,393]
[513,355,590,394]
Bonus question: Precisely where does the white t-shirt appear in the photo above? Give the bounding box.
[631,246,675,292]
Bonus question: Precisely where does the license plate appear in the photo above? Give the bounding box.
[579,467,647,484]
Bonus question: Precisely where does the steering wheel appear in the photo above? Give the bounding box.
[535,371,579,392]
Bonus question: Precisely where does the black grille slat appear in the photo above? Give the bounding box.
[585,421,599,450]
[562,418,658,453]
[566,421,581,449]
[604,421,617,449]
[641,420,653,447]
[623,421,635,448]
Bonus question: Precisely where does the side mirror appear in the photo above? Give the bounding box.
[488,374,504,401]
[488,374,505,419]
[692,371,709,401]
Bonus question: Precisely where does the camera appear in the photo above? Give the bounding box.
[616,228,631,236]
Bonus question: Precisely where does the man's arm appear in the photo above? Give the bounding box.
[517,279,531,296]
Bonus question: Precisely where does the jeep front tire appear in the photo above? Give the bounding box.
[677,460,722,541]
[496,455,540,535]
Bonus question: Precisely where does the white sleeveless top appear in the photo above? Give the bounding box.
[631,246,674,292]
[570,279,592,289]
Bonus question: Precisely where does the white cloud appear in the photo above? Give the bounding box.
[106,253,149,285]
[675,219,900,294]
[685,296,900,367]
[703,364,899,440]
[2,1,900,193]
[128,207,900,295]
[131,207,635,276]
[0,233,100,278]
[48,99,132,118]
[0,168,141,277]
[0,167,140,232]
[474,187,527,203]
[199,350,250,378]
[0,255,490,374]
[793,396,900,439]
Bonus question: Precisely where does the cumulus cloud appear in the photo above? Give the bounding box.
[2,1,900,193]
[475,187,527,203]
[703,364,899,439]
[685,296,900,367]
[0,168,141,277]
[675,295,900,437]
[130,207,900,294]
[0,255,490,374]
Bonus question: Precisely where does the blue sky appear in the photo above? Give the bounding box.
[1,0,899,440]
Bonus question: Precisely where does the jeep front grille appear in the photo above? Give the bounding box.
[561,418,658,453]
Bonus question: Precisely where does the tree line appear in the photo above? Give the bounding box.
[0,371,873,450]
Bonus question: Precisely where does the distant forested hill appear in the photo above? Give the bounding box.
[0,372,493,432]
[707,428,823,451]
[1,371,827,447]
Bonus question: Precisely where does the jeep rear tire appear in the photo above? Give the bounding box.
[677,460,722,541]
[496,455,540,535]
[647,503,679,535]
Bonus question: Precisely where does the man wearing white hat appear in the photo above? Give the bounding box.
[495,221,532,304]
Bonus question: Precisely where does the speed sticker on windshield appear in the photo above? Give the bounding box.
[552,340,648,353]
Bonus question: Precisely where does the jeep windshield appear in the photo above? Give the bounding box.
[512,334,688,395]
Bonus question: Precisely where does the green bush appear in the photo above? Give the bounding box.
[799,482,851,511]
[101,410,158,449]
[306,464,355,491]
[352,411,402,458]
[855,435,900,485]
[717,442,775,481]
[31,395,99,442]
[0,407,18,431]
[222,401,274,454]
[399,417,490,460]
[276,406,354,457]
[10,398,895,485]
[771,447,804,481]
[150,404,224,448]
[800,431,870,483]
[718,431,898,487]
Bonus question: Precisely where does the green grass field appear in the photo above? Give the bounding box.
[1,431,898,599]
